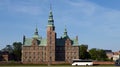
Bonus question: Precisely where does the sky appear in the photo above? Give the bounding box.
[0,0,120,51]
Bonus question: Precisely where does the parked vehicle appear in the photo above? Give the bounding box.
[115,59,120,66]
[72,59,93,66]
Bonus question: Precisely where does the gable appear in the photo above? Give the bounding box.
[23,38,47,46]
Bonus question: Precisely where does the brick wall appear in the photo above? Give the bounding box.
[93,61,114,65]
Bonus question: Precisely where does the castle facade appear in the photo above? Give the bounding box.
[21,9,80,64]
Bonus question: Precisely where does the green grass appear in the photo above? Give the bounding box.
[0,64,117,67]
[0,66,118,67]
[0,63,116,67]
[0,62,116,67]
[2,63,50,66]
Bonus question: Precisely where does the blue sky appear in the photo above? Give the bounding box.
[0,0,120,51]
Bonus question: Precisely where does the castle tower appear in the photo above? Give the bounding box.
[33,27,39,39]
[62,27,69,39]
[46,8,56,64]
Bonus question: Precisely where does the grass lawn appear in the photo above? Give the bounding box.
[0,61,116,67]
[0,66,118,67]
[0,64,117,67]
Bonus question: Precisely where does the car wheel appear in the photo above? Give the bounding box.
[76,64,78,66]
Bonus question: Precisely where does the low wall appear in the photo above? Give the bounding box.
[0,61,115,65]
[93,61,114,65]
[0,61,21,64]
[22,61,70,64]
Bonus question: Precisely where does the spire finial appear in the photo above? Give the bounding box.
[35,24,38,34]
[64,25,67,33]
[62,25,69,39]
[50,0,52,11]
[48,0,54,27]
[32,25,39,39]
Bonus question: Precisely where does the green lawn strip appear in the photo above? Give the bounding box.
[0,66,118,67]
[0,63,71,66]
[0,64,47,66]
[0,63,115,66]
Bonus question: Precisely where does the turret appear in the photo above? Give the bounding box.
[33,27,39,39]
[62,27,69,39]
[23,35,25,45]
[47,8,55,31]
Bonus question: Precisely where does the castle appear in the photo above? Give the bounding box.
[21,8,80,64]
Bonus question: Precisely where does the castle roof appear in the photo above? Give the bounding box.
[23,37,79,46]
[24,38,47,46]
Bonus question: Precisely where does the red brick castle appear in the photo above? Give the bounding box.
[22,8,80,64]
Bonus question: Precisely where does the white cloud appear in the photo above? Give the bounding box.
[53,0,120,51]
[0,0,120,51]
[61,0,120,38]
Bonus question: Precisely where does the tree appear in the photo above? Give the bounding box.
[79,44,91,59]
[1,45,13,53]
[0,51,3,61]
[12,42,22,61]
[89,48,98,60]
[97,49,107,61]
[0,45,14,61]
[89,48,107,61]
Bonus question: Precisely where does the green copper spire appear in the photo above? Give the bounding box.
[33,27,39,39]
[48,6,54,26]
[62,27,69,39]
[35,27,38,35]
[64,28,67,36]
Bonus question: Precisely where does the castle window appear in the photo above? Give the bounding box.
[30,47,33,50]
[29,52,31,55]
[27,47,29,50]
[33,52,35,56]
[44,47,46,50]
[63,47,65,50]
[33,47,35,50]
[33,56,35,59]
[39,47,41,50]
[67,47,69,50]
[68,57,69,59]
[60,47,62,50]
[44,53,46,56]
[25,52,27,56]
[68,52,70,55]
[56,47,58,50]
[72,47,74,50]
[74,52,76,55]
[66,47,68,50]
[69,47,71,50]
[29,56,31,59]
[25,56,27,59]
[38,52,40,55]
[73,52,74,54]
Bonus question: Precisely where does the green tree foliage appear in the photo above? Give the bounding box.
[0,45,14,61]
[89,48,107,61]
[0,51,3,61]
[89,48,97,60]
[1,45,13,53]
[12,42,22,61]
[79,45,91,59]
